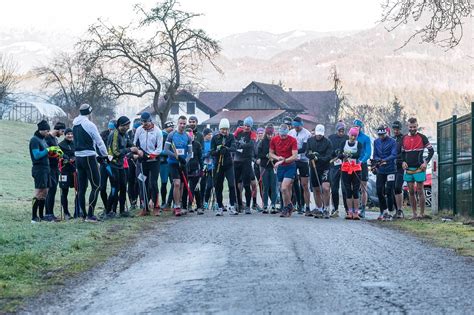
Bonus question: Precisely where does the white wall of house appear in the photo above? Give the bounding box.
[167,101,210,124]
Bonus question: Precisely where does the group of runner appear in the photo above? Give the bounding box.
[28,103,434,223]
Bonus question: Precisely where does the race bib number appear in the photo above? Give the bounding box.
[176,148,185,155]
[387,174,395,182]
[333,159,342,166]
[60,175,67,182]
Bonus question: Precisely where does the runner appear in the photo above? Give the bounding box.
[44,122,65,221]
[391,120,405,218]
[328,121,349,216]
[134,112,163,216]
[257,124,277,213]
[306,124,333,218]
[352,119,372,218]
[106,116,139,218]
[126,119,141,210]
[188,115,204,146]
[99,120,116,209]
[339,127,363,220]
[234,116,257,214]
[160,121,174,208]
[288,117,312,215]
[162,115,192,216]
[201,128,214,211]
[58,128,77,219]
[73,104,108,222]
[373,125,398,220]
[211,118,238,216]
[29,120,54,223]
[401,117,434,219]
[269,123,298,218]
[253,127,265,211]
[181,128,203,214]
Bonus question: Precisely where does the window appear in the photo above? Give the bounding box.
[187,102,195,114]
[170,102,179,115]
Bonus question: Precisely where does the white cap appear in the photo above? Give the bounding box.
[219,118,230,129]
[315,124,325,136]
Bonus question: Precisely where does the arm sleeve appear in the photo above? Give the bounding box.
[423,135,434,163]
[150,128,163,156]
[89,122,107,156]
[31,138,48,160]
[360,137,372,163]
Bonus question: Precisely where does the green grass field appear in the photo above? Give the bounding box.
[0,120,168,312]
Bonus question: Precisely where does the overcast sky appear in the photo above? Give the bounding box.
[1,0,383,38]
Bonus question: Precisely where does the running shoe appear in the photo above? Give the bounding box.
[31,217,41,224]
[345,212,353,220]
[215,208,223,216]
[138,210,149,217]
[153,207,161,216]
[229,206,238,215]
[197,208,204,215]
[203,202,209,210]
[262,206,269,214]
[352,211,360,220]
[280,206,288,217]
[305,209,313,217]
[359,207,366,219]
[119,211,132,218]
[396,209,405,219]
[323,209,330,219]
[245,207,252,214]
[330,208,339,217]
[174,207,182,217]
[85,215,99,223]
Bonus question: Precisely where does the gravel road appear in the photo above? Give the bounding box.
[23,211,474,314]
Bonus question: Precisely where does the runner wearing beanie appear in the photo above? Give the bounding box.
[58,128,77,219]
[99,119,116,210]
[288,117,312,215]
[160,120,174,209]
[373,125,397,220]
[162,115,192,216]
[134,111,163,216]
[339,127,363,220]
[352,119,372,218]
[391,120,405,218]
[126,118,141,210]
[181,128,203,214]
[73,104,108,222]
[106,116,139,218]
[188,115,204,147]
[29,120,53,223]
[257,124,277,213]
[211,118,238,216]
[328,121,349,216]
[306,124,333,218]
[201,128,214,211]
[43,121,65,221]
[234,116,257,214]
[270,123,298,217]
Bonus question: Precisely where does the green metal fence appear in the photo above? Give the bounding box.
[437,102,473,217]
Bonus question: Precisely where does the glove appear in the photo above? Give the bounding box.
[47,146,63,157]
[148,153,158,160]
[307,152,316,160]
[219,145,228,153]
[238,138,246,145]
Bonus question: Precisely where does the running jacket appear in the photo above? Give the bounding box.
[234,129,257,162]
[29,131,49,168]
[288,127,311,162]
[163,131,192,164]
[73,115,108,157]
[356,131,372,163]
[133,124,163,156]
[210,133,237,169]
[202,139,214,171]
[107,130,132,169]
[306,136,333,170]
[401,133,434,168]
[373,136,397,174]
[257,137,273,169]
[58,139,75,174]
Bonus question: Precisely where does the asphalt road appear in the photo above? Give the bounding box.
[24,211,474,314]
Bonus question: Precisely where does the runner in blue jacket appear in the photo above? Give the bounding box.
[353,119,372,217]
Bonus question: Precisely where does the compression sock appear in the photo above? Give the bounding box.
[32,197,39,219]
[38,199,45,219]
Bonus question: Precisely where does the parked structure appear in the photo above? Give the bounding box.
[1,94,66,124]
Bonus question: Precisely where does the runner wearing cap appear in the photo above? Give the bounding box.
[373,125,398,220]
[306,124,333,218]
[269,123,298,217]
[73,104,108,222]
[391,120,405,218]
[133,111,163,216]
[328,121,349,216]
[288,117,312,214]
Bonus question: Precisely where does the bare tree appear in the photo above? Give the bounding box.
[35,52,116,126]
[328,65,349,128]
[0,54,18,118]
[80,0,221,126]
[381,0,473,49]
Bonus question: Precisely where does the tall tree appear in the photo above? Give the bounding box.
[0,54,18,118]
[328,65,349,129]
[80,0,221,126]
[35,52,116,126]
[381,0,472,49]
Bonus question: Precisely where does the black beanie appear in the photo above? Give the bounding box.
[64,128,73,135]
[37,120,50,131]
[117,116,131,127]
[54,122,66,130]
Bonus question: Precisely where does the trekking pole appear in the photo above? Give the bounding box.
[58,158,64,221]
[311,156,326,212]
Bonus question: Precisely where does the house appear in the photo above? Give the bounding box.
[198,91,239,114]
[137,90,217,126]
